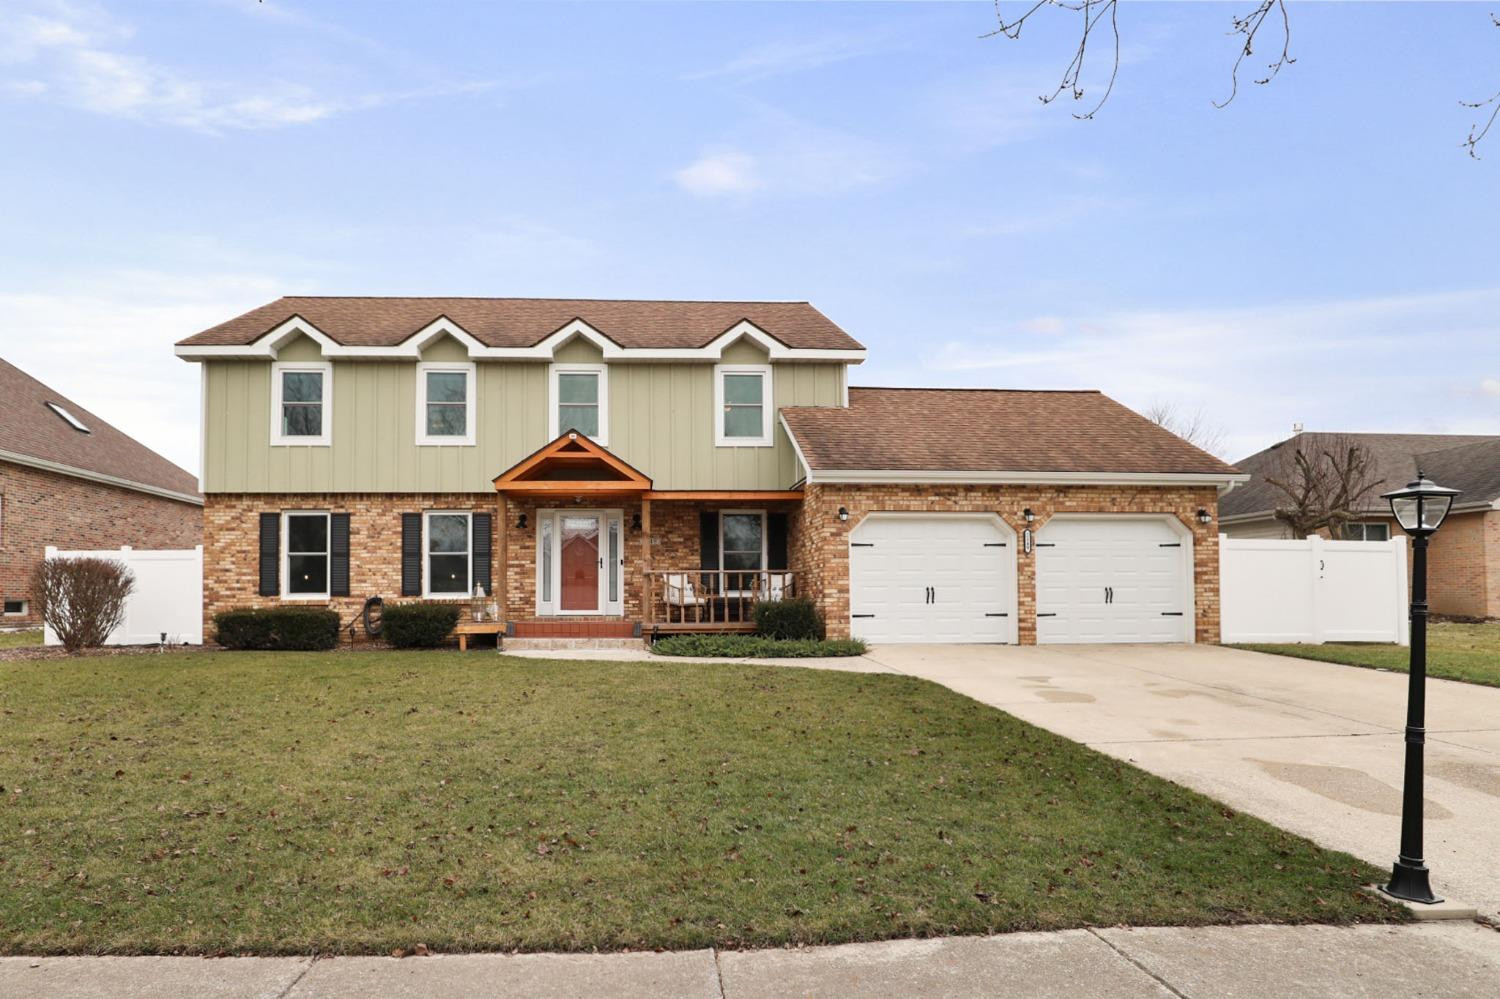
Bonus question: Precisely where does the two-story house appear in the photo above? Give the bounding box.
[175,297,1242,646]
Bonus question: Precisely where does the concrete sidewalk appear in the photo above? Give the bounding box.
[4,922,1497,998]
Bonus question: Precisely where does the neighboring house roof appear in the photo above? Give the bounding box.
[780,388,1242,482]
[0,358,201,504]
[1219,431,1500,520]
[176,296,864,353]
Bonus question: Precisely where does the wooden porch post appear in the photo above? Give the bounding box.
[642,497,653,629]
[497,493,509,622]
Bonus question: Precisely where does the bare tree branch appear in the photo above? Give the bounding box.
[1462,14,1500,158]
[983,2,1493,156]
[1145,401,1228,458]
[1214,0,1295,109]
[1263,436,1383,540]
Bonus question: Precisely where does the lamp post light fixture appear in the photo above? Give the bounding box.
[1380,471,1461,905]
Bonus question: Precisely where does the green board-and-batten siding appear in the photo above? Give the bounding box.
[200,335,845,493]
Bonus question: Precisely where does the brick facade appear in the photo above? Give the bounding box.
[1424,510,1499,619]
[204,486,1222,645]
[792,482,1222,644]
[0,461,202,628]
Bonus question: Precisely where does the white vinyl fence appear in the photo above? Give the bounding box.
[1219,535,1409,645]
[43,546,203,646]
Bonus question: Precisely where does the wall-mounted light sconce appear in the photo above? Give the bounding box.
[1196,508,1212,525]
[630,512,642,531]
[1022,507,1035,523]
[837,506,850,523]
[516,513,528,529]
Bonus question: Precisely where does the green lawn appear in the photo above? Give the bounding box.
[0,652,1396,955]
[1236,620,1500,688]
[0,630,41,649]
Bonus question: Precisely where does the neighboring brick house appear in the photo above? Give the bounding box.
[176,297,1244,646]
[1221,432,1500,619]
[0,359,203,627]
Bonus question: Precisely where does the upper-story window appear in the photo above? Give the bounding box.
[550,363,608,443]
[714,364,773,446]
[416,362,476,446]
[271,362,332,446]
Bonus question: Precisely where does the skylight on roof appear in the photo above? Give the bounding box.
[45,401,91,433]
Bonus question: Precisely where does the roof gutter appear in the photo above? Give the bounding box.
[800,468,1251,489]
[0,449,204,506]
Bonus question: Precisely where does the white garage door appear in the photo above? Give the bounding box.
[1035,517,1192,644]
[849,515,1017,644]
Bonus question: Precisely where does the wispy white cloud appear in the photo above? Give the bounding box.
[687,30,902,83]
[0,1,494,131]
[672,105,905,199]
[919,288,1500,459]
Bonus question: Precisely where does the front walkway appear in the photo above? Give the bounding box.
[861,643,1500,922]
[4,922,1498,998]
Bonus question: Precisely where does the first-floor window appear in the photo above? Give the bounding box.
[3,599,26,616]
[721,510,766,594]
[426,511,472,595]
[1343,522,1391,542]
[284,512,330,597]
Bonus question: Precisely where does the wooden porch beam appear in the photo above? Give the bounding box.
[641,490,804,501]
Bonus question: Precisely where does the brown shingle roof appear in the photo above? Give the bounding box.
[177,297,864,351]
[781,388,1240,477]
[1220,431,1500,519]
[0,358,200,502]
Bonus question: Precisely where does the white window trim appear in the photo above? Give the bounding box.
[1345,521,1391,542]
[549,363,608,444]
[720,508,768,596]
[281,510,331,601]
[270,362,333,446]
[423,510,474,599]
[714,364,773,447]
[3,599,27,617]
[415,361,477,446]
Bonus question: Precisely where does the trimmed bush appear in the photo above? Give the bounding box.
[651,634,866,658]
[383,603,461,649]
[752,597,823,640]
[30,557,135,653]
[214,607,340,651]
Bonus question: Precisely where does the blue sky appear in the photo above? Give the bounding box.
[1,0,1497,474]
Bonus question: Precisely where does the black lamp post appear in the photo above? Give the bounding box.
[1381,471,1461,904]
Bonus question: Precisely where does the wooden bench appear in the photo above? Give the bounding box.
[453,620,505,651]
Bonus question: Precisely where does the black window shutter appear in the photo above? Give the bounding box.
[329,513,351,597]
[472,513,493,594]
[767,512,789,571]
[258,512,279,596]
[401,513,422,597]
[699,511,719,593]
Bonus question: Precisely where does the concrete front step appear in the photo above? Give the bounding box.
[503,637,647,652]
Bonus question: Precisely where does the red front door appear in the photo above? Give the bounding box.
[560,515,601,611]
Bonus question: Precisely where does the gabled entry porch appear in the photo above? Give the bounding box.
[492,432,803,637]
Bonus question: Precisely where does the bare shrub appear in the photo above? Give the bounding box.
[29,557,136,653]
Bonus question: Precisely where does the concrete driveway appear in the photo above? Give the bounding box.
[860,643,1500,920]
